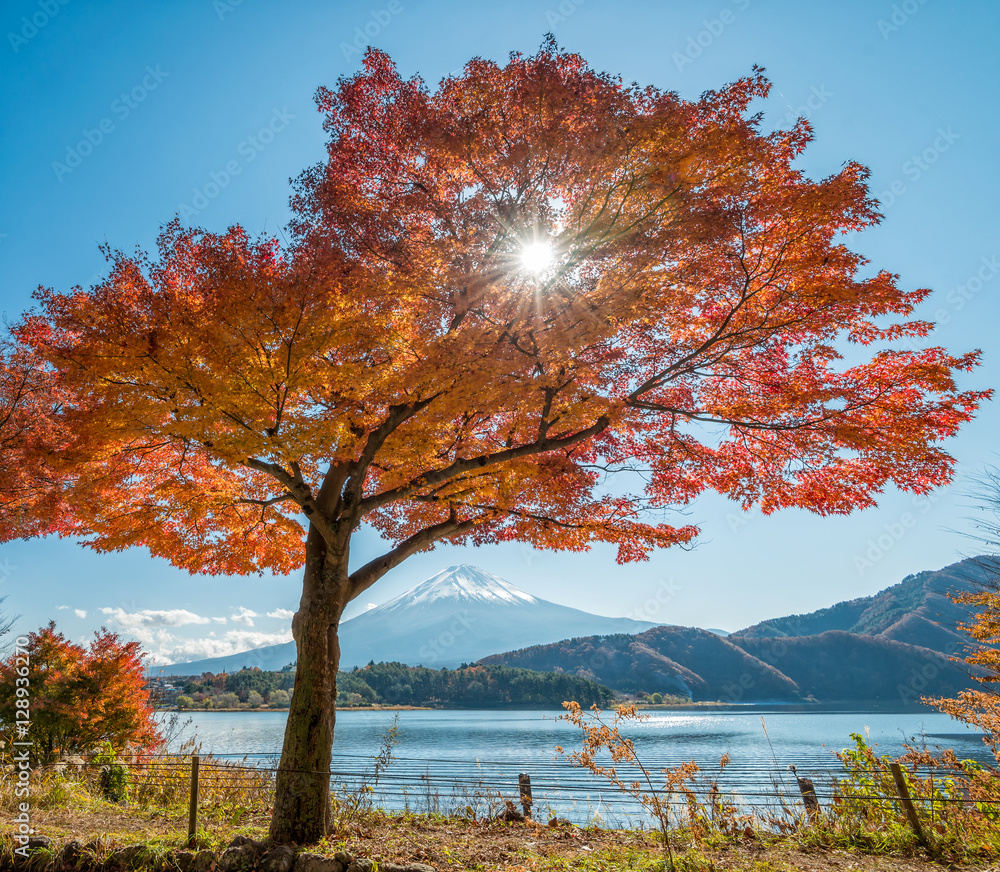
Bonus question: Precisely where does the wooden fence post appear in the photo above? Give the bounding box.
[796,776,821,821]
[187,755,200,847]
[789,765,821,821]
[518,773,532,819]
[889,762,931,853]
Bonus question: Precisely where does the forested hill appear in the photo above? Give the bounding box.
[339,662,614,708]
[731,631,973,703]
[477,557,996,704]
[479,626,802,701]
[733,558,993,656]
[167,662,615,709]
[478,624,974,703]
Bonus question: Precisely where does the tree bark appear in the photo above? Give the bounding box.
[269,529,346,843]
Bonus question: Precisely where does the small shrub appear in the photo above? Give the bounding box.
[94,743,130,803]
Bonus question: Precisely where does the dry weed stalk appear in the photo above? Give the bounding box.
[556,701,700,869]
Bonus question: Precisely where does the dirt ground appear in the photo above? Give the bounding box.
[15,804,1000,871]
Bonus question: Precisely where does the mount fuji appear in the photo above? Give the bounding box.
[154,565,664,675]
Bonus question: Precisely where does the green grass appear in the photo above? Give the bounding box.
[4,743,1000,871]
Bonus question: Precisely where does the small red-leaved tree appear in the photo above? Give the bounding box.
[0,623,161,765]
[4,42,987,840]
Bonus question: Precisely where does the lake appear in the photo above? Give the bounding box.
[161,706,991,823]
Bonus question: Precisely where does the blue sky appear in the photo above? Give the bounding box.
[1,0,997,664]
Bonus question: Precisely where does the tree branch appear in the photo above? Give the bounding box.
[627,389,892,432]
[348,514,479,600]
[355,415,610,518]
[242,457,336,542]
[330,395,441,527]
[234,493,296,508]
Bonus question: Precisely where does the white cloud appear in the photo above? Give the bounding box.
[97,605,292,667]
[56,605,69,610]
[230,607,259,627]
[266,608,294,620]
[365,603,378,612]
[148,629,293,665]
[100,607,211,629]
[74,609,87,619]
[99,607,212,646]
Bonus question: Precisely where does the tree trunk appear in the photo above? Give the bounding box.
[269,530,346,843]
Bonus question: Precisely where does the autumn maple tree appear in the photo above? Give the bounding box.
[0,623,161,765]
[2,41,988,841]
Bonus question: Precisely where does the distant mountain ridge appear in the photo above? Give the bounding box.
[480,559,993,703]
[154,565,663,676]
[335,565,663,669]
[479,622,974,703]
[156,559,992,704]
[733,558,993,657]
[479,625,803,701]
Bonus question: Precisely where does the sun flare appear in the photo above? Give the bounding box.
[520,241,555,274]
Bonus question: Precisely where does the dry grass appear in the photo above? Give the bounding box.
[5,799,1000,872]
[4,728,1000,872]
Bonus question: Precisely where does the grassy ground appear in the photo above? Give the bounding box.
[4,796,999,872]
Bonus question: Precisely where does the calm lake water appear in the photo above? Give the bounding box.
[161,706,991,823]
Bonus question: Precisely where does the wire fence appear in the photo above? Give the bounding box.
[26,745,1000,832]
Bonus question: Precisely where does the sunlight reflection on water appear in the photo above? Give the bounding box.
[158,707,990,822]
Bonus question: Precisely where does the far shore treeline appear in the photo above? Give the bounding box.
[156,662,616,710]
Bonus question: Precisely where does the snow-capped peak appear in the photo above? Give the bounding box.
[368,565,538,615]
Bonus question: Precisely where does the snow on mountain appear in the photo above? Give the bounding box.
[153,564,664,675]
[368,565,538,613]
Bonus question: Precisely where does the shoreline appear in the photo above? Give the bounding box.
[155,698,947,714]
[159,704,434,713]
[158,701,830,714]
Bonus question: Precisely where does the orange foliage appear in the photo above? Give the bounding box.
[927,474,1000,761]
[3,38,989,843]
[0,339,68,540]
[4,42,986,591]
[0,622,162,764]
[924,584,1000,763]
